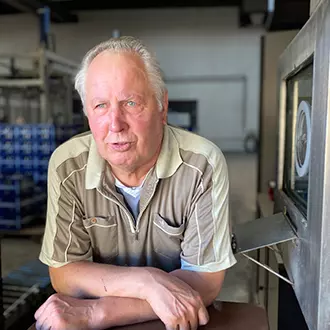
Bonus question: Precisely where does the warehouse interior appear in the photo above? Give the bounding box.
[0,0,329,329]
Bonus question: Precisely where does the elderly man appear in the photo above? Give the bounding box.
[34,36,236,330]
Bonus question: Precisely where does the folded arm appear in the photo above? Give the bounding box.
[95,268,226,328]
[43,262,225,329]
[36,143,233,329]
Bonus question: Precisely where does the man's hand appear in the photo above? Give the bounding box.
[143,268,209,330]
[34,293,98,330]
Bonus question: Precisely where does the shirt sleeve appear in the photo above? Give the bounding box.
[180,149,237,272]
[39,152,92,268]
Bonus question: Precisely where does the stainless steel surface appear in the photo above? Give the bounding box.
[290,81,298,191]
[310,0,323,15]
[275,1,330,328]
[277,80,286,190]
[233,213,296,254]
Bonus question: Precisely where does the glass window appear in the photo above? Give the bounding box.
[283,62,313,216]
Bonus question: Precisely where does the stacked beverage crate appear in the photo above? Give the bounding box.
[0,124,56,188]
[0,174,46,230]
[0,122,85,230]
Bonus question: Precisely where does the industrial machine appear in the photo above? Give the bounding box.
[232,1,330,330]
[273,0,330,328]
[0,43,79,125]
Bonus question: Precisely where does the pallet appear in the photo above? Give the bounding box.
[2,259,53,330]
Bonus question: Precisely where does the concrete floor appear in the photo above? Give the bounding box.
[1,153,258,303]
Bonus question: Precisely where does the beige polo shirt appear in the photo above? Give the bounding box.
[39,124,237,273]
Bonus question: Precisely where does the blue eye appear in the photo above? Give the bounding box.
[127,101,136,107]
[96,103,106,109]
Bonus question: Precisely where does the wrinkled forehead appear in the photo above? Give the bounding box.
[86,51,149,88]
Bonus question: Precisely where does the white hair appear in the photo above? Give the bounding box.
[74,36,167,115]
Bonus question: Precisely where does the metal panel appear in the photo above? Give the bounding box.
[275,1,330,329]
[310,0,323,15]
[233,213,297,254]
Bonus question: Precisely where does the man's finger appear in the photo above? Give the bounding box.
[34,301,48,320]
[165,323,179,330]
[197,305,209,326]
[188,316,198,330]
[179,322,192,330]
[35,315,51,330]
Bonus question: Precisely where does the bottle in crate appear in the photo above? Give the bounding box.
[0,124,14,142]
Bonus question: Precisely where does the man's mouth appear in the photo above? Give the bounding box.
[109,142,132,151]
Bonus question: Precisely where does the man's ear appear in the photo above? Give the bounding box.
[162,90,169,125]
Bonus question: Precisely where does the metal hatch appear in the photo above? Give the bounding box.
[231,212,297,285]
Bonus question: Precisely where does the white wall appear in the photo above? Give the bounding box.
[0,7,263,151]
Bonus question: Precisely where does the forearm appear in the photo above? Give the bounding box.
[92,269,222,328]
[92,296,157,329]
[170,269,225,306]
[49,261,148,299]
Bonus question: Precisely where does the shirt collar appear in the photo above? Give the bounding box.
[155,124,182,179]
[85,137,105,189]
[85,124,182,189]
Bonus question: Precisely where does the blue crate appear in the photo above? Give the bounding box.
[0,141,15,157]
[0,156,17,173]
[14,142,34,157]
[9,141,56,158]
[0,123,80,187]
[0,173,33,184]
[34,142,56,157]
[33,172,48,184]
[17,157,34,173]
[0,174,35,196]
[14,125,36,141]
[0,125,15,141]
[0,193,47,230]
[0,173,36,203]
[0,180,35,202]
[0,189,34,202]
[0,201,35,218]
[35,124,56,143]
[33,157,49,173]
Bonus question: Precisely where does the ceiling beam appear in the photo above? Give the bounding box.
[0,0,78,22]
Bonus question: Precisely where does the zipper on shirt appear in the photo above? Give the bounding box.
[135,179,159,238]
[97,178,159,241]
[97,187,136,235]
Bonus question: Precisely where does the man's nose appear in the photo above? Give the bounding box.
[108,105,128,132]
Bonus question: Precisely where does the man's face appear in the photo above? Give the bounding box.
[85,51,167,174]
